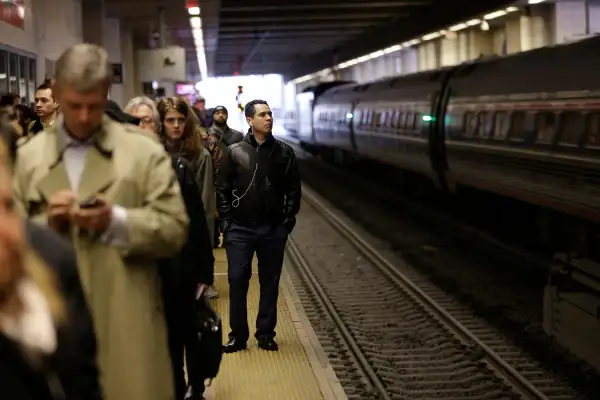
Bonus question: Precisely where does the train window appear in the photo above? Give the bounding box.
[478,112,493,138]
[492,112,509,140]
[360,110,368,126]
[413,112,421,133]
[405,113,415,131]
[367,111,374,127]
[373,112,381,128]
[397,112,406,130]
[390,111,398,129]
[585,112,600,148]
[508,111,535,142]
[464,112,478,137]
[558,111,584,147]
[380,111,388,128]
[535,112,556,144]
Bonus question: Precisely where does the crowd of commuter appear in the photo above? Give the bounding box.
[0,42,301,400]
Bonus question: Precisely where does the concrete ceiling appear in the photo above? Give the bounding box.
[212,0,516,80]
[105,0,516,82]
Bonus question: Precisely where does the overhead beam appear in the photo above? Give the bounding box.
[220,22,372,32]
[219,13,395,23]
[221,1,430,12]
[218,30,362,39]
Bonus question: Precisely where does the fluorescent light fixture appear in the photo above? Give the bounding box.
[190,16,207,80]
[484,10,507,19]
[290,4,523,84]
[449,23,468,31]
[188,6,200,15]
[382,44,402,54]
[422,31,443,41]
[528,0,545,4]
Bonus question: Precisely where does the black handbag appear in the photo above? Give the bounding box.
[193,294,223,380]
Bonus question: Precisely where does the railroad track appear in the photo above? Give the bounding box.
[286,184,581,400]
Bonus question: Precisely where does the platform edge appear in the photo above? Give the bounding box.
[281,259,349,400]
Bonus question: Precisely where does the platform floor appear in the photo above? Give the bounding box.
[203,249,346,400]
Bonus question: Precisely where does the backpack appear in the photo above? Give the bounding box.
[193,293,223,381]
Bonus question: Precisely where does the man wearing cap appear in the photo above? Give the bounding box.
[208,106,244,146]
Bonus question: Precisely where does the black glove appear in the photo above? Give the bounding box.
[219,219,232,234]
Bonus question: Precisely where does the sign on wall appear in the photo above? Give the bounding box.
[137,46,186,82]
[0,0,25,30]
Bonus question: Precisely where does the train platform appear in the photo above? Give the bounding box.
[203,249,347,400]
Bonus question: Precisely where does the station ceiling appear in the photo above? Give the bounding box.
[211,0,516,80]
[105,0,516,82]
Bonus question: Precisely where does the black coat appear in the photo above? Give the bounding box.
[0,221,102,400]
[215,132,301,231]
[160,156,215,294]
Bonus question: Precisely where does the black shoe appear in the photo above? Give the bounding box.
[223,337,247,353]
[257,338,279,351]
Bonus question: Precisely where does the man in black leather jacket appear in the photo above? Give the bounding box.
[215,99,301,353]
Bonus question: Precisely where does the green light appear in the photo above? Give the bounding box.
[422,115,435,122]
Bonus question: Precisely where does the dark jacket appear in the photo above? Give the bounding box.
[215,131,301,231]
[0,222,102,400]
[208,124,244,147]
[160,156,215,292]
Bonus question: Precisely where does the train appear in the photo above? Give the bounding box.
[286,34,600,259]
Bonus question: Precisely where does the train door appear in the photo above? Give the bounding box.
[428,65,467,192]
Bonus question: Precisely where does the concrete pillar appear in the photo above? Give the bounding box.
[505,18,522,54]
[457,31,469,62]
[82,0,105,46]
[492,28,506,55]
[554,0,600,43]
[103,18,122,105]
[418,41,438,71]
[440,36,458,66]
[120,25,136,103]
[402,48,418,74]
[467,30,493,59]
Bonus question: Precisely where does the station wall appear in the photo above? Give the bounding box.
[0,0,82,104]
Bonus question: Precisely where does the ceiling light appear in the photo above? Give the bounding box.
[190,17,201,29]
[484,10,507,19]
[449,23,467,31]
[528,0,546,4]
[188,6,200,16]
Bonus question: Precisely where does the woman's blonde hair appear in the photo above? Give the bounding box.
[156,97,202,157]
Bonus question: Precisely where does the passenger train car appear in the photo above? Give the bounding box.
[292,35,600,257]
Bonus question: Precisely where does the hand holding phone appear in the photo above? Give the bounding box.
[79,196,99,209]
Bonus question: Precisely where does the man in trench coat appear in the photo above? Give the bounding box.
[11,44,189,400]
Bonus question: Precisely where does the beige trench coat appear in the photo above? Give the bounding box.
[12,116,189,400]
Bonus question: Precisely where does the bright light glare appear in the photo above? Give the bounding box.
[188,6,200,15]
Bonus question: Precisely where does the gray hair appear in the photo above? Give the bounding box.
[124,96,161,131]
[55,44,113,92]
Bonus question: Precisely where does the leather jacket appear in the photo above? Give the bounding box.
[215,131,301,231]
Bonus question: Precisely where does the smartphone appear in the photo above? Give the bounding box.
[79,197,99,209]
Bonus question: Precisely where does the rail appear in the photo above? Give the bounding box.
[287,183,550,400]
